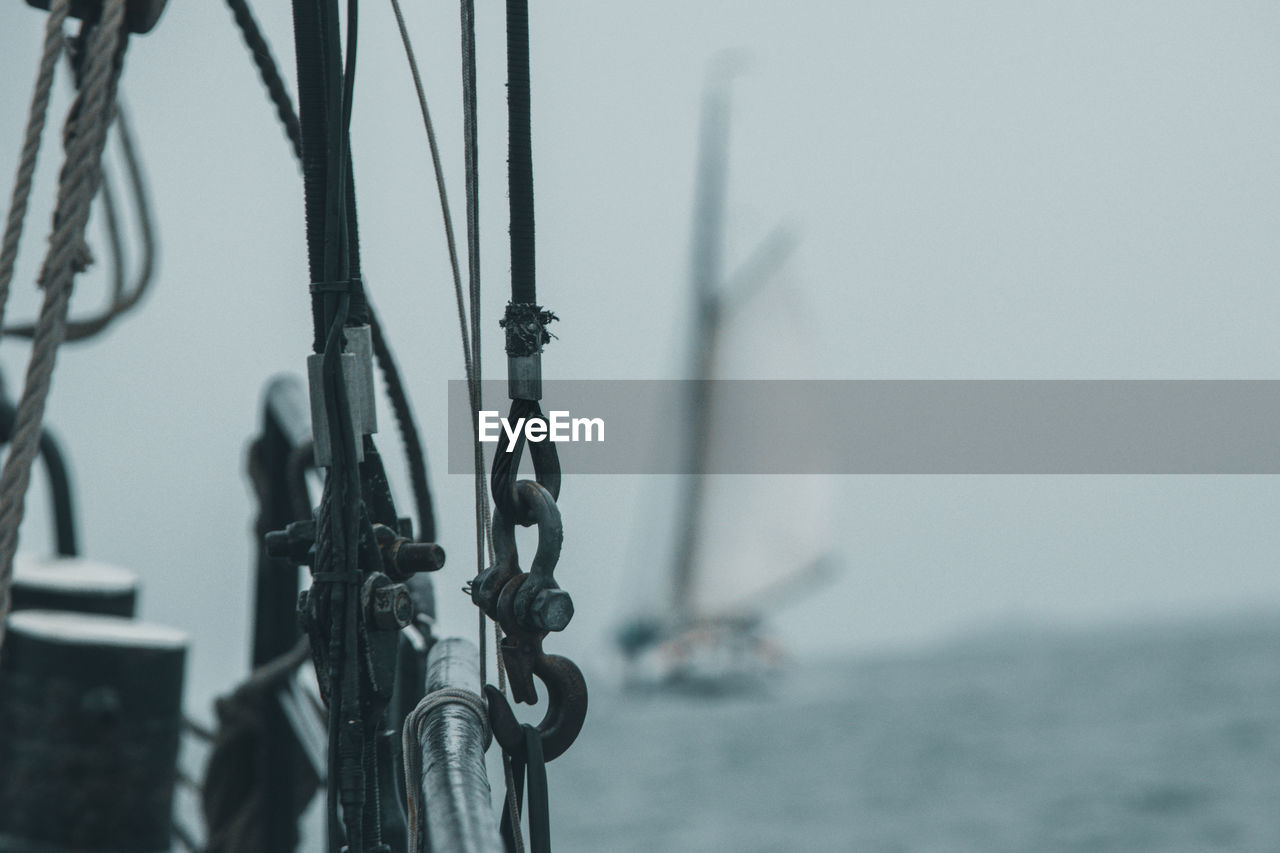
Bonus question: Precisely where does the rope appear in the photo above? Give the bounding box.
[369,303,436,541]
[400,686,490,853]
[3,103,157,342]
[0,0,70,332]
[0,0,127,653]
[229,0,436,542]
[225,0,303,161]
[388,0,498,698]
[459,0,499,695]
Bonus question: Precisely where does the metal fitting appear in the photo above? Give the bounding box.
[371,524,446,580]
[528,588,574,632]
[507,354,542,401]
[344,324,378,436]
[363,574,413,631]
[306,352,361,467]
[264,519,316,565]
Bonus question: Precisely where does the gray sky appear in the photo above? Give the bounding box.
[4,1,1280,709]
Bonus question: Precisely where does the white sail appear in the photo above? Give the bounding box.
[684,268,839,623]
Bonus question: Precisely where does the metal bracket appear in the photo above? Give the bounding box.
[24,0,169,34]
[306,324,377,467]
[507,354,542,401]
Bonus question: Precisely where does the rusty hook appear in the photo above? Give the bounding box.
[484,648,587,763]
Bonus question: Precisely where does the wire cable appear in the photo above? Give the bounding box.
[229,0,435,540]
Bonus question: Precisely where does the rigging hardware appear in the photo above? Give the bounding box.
[24,0,168,34]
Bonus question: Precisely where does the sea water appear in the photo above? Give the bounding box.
[546,615,1280,852]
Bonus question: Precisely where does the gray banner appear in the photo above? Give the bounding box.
[447,380,1280,474]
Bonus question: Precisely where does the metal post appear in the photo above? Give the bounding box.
[247,375,313,853]
[418,638,503,853]
[0,610,187,852]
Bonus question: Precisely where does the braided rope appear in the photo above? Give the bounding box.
[0,0,70,332]
[400,686,490,853]
[0,0,128,653]
[224,0,303,160]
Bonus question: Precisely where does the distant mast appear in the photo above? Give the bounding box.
[670,70,733,625]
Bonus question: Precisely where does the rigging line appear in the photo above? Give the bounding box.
[460,0,499,693]
[385,0,478,395]
[0,0,127,652]
[390,0,500,690]
[324,0,375,846]
[224,0,436,542]
[225,0,304,161]
[5,103,157,342]
[460,0,491,563]
[387,0,488,464]
[0,0,70,334]
[368,308,436,540]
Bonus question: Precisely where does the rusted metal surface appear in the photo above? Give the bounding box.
[484,648,586,764]
[468,479,586,762]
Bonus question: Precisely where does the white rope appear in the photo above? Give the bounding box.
[0,0,127,653]
[401,686,491,853]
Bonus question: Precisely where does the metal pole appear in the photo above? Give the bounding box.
[418,638,503,853]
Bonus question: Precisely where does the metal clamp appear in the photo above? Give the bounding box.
[470,480,571,634]
[307,323,377,467]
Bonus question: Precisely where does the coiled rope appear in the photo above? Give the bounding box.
[0,0,129,653]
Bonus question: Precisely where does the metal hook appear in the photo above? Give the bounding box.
[484,648,587,763]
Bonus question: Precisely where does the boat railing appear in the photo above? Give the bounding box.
[404,637,504,853]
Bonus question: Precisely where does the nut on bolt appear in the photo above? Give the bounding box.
[366,579,413,631]
[529,588,574,632]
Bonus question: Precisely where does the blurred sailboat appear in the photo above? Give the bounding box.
[617,63,840,693]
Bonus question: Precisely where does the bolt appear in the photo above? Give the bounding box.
[264,530,291,558]
[368,582,413,631]
[265,519,315,564]
[529,588,574,632]
[391,542,446,578]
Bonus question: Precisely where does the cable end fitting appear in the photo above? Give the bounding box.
[507,354,542,401]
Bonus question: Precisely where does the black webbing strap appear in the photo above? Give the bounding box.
[500,724,552,853]
[506,0,534,305]
[493,0,561,522]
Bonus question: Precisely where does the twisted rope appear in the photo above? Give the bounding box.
[4,103,157,343]
[0,0,70,332]
[224,0,303,160]
[0,0,128,652]
[400,686,490,853]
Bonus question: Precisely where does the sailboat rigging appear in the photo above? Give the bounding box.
[0,0,587,851]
